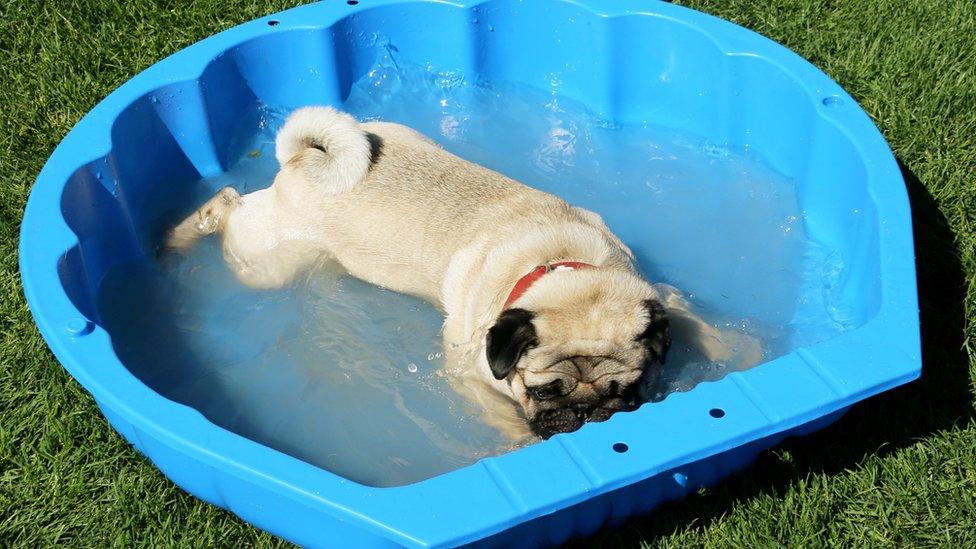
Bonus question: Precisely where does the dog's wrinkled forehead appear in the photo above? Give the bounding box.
[521,322,648,390]
[485,271,671,383]
[520,353,645,392]
[532,301,650,347]
[517,269,660,334]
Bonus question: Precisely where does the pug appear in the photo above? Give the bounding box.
[167,107,762,440]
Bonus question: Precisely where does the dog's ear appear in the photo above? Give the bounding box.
[636,299,671,365]
[486,308,538,380]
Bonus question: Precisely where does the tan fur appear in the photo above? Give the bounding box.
[166,107,762,441]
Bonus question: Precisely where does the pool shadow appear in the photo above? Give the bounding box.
[576,159,974,546]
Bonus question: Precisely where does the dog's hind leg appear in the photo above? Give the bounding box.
[163,107,370,289]
[164,187,241,251]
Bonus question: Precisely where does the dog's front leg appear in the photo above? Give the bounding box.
[655,284,765,369]
[441,339,537,443]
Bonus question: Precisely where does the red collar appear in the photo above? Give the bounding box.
[503,261,595,309]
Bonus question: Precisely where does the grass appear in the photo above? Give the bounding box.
[1,0,974,546]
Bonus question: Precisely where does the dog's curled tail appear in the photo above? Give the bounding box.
[275,106,372,195]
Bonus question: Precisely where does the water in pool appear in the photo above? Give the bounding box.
[98,52,851,487]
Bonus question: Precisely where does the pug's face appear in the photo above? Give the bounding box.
[485,271,670,439]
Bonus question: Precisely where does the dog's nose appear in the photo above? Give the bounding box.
[572,403,593,421]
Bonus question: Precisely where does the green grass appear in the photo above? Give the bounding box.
[1,0,974,546]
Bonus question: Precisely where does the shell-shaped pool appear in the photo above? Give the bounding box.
[21,0,920,546]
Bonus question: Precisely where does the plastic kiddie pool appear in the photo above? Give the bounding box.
[20,0,920,546]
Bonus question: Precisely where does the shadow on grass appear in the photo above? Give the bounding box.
[579,159,974,546]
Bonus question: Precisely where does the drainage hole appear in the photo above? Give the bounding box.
[267,19,280,26]
[709,408,726,418]
[672,472,689,487]
[821,95,843,107]
[612,442,629,453]
[347,0,359,4]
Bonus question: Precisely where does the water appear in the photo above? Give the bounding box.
[97,49,852,487]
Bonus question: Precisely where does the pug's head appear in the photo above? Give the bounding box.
[486,269,670,439]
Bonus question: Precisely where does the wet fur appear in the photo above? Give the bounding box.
[166,107,761,441]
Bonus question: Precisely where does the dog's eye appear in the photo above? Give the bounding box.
[526,380,563,400]
[608,381,630,397]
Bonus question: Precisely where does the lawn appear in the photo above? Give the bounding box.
[1,0,974,546]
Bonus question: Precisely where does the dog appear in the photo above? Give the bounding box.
[166,107,762,440]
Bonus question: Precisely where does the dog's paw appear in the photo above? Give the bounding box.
[160,226,197,254]
[722,330,765,370]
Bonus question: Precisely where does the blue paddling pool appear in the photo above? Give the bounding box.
[20,0,921,546]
